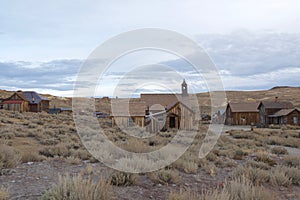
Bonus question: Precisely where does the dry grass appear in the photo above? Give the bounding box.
[0,144,21,170]
[148,169,181,185]
[108,171,138,186]
[169,175,275,200]
[0,186,9,200]
[40,174,113,200]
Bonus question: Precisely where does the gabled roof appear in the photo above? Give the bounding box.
[141,94,178,108]
[228,102,259,113]
[258,101,293,109]
[166,101,194,113]
[269,108,300,117]
[3,92,29,102]
[110,99,146,117]
[22,91,49,104]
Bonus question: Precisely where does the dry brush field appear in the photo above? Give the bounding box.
[0,110,300,199]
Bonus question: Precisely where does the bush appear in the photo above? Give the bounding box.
[255,152,276,166]
[149,169,181,185]
[40,174,113,200]
[169,175,275,200]
[108,171,137,186]
[283,155,300,168]
[0,186,9,200]
[269,167,292,187]
[0,144,21,170]
[233,149,248,160]
[232,165,269,185]
[280,165,300,186]
[271,147,288,155]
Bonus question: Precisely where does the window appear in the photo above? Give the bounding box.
[293,117,298,125]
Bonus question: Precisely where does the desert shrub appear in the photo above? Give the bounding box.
[206,152,218,162]
[149,169,181,185]
[282,155,300,168]
[169,188,230,200]
[229,131,254,140]
[271,146,288,155]
[233,149,248,160]
[279,165,300,185]
[40,174,113,200]
[246,159,270,170]
[255,152,276,166]
[0,186,9,200]
[0,144,21,170]
[269,167,292,187]
[70,149,91,161]
[39,144,70,158]
[20,151,45,163]
[227,175,275,200]
[202,163,219,177]
[169,175,275,200]
[108,171,137,186]
[39,138,59,146]
[232,165,269,185]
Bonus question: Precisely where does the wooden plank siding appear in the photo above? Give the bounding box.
[225,103,260,125]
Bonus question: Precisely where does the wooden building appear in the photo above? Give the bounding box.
[268,108,300,125]
[111,99,147,128]
[258,100,293,125]
[147,101,195,132]
[225,102,260,125]
[2,91,49,113]
[2,92,29,112]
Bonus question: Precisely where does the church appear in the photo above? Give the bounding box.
[110,80,196,132]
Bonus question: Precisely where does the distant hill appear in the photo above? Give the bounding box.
[1,87,300,112]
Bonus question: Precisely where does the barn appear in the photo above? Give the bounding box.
[225,102,260,125]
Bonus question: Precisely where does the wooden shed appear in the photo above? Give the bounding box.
[111,99,147,128]
[225,102,260,125]
[258,100,294,125]
[268,108,300,125]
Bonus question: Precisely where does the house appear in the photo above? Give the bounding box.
[258,98,294,125]
[2,92,30,112]
[2,91,49,113]
[111,99,147,128]
[268,108,300,125]
[22,91,50,112]
[225,102,260,125]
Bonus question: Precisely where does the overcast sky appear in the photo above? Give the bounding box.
[1,0,300,97]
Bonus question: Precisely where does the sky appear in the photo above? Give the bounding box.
[1,0,300,97]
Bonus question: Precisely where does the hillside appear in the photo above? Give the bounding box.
[1,87,300,111]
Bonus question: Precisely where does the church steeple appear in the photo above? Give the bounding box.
[181,79,188,96]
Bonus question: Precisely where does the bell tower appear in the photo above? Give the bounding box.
[181,79,188,97]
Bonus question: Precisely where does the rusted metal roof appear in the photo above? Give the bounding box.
[228,102,259,113]
[2,100,24,104]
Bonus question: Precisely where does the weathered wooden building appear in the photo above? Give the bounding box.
[2,92,30,112]
[2,91,49,113]
[225,102,260,125]
[111,99,147,128]
[268,108,300,125]
[258,100,294,125]
[146,101,195,132]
